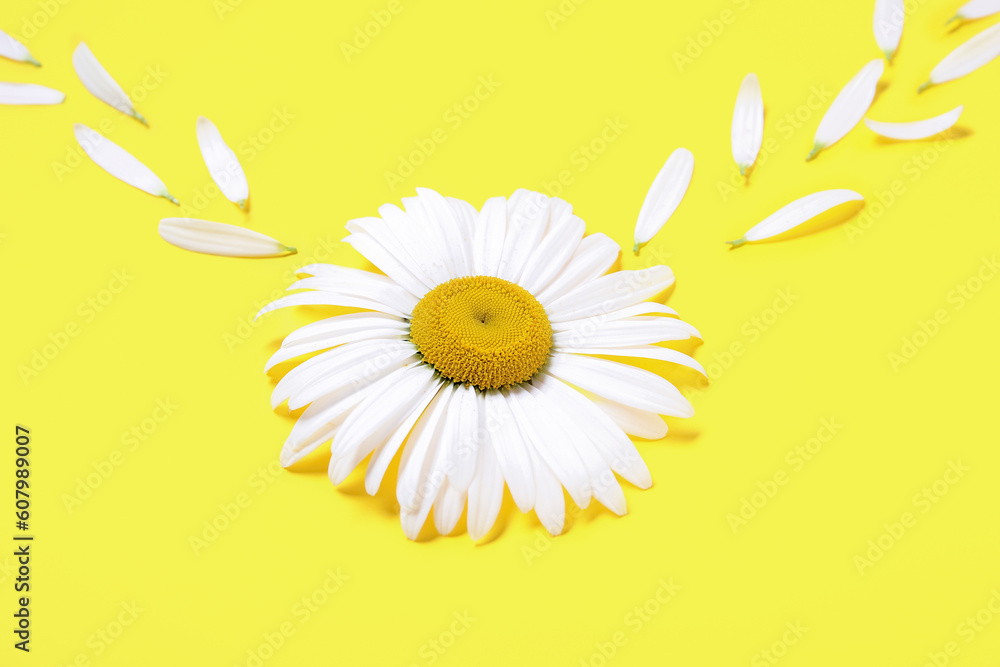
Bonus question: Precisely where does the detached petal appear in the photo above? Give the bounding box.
[632,148,694,252]
[949,0,1000,23]
[197,116,250,209]
[921,22,1000,91]
[873,0,905,63]
[864,105,963,140]
[727,189,864,247]
[74,124,178,203]
[72,42,147,125]
[809,59,884,160]
[731,73,763,176]
[0,82,64,105]
[0,29,40,66]
[159,218,296,258]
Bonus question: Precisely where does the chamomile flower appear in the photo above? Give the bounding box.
[256,188,704,540]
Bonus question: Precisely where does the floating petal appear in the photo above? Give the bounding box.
[864,105,964,140]
[0,29,40,66]
[727,189,864,247]
[948,0,1000,23]
[920,21,1000,90]
[808,59,884,160]
[873,0,905,62]
[0,82,64,105]
[632,148,694,252]
[72,42,147,125]
[74,123,177,203]
[196,116,250,209]
[731,73,763,176]
[159,218,296,258]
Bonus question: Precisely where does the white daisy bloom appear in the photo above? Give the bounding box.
[256,188,704,541]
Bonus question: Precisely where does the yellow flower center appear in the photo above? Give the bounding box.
[409,276,552,390]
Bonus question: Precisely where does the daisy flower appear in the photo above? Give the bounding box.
[256,188,704,540]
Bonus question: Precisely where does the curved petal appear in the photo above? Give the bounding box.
[555,344,706,377]
[0,83,64,105]
[472,196,508,277]
[0,29,40,66]
[727,189,864,247]
[497,190,550,283]
[552,317,701,348]
[466,437,504,540]
[864,106,963,140]
[633,148,694,250]
[923,21,1000,89]
[873,0,905,62]
[545,265,675,323]
[731,74,763,175]
[809,59,884,160]
[485,389,535,513]
[196,116,249,209]
[72,42,146,125]
[75,124,176,202]
[536,233,620,305]
[159,218,293,258]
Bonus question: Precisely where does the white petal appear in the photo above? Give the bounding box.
[267,315,408,371]
[447,384,480,493]
[433,483,467,536]
[365,378,444,495]
[0,29,40,66]
[159,218,294,258]
[397,383,455,512]
[809,59,884,160]
[466,438,504,540]
[399,195,459,279]
[75,124,176,202]
[254,281,410,320]
[864,105,964,140]
[546,265,675,322]
[484,390,535,513]
[518,206,586,295]
[726,190,865,248]
[873,0,905,62]
[535,233,619,305]
[727,189,864,247]
[922,21,1000,90]
[280,381,374,467]
[196,116,249,209]
[534,373,651,491]
[413,188,472,277]
[287,273,418,318]
[592,397,668,440]
[472,196,508,277]
[527,446,565,536]
[376,204,452,285]
[633,148,694,251]
[553,317,700,348]
[0,82,64,105]
[731,74,763,175]
[555,345,706,377]
[343,231,432,299]
[498,190,550,282]
[546,352,694,418]
[72,42,146,125]
[328,363,438,484]
[951,0,1000,21]
[550,303,678,331]
[507,385,591,509]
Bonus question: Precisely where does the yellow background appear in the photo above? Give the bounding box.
[3,0,1000,664]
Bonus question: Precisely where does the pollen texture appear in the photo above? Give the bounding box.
[409,276,552,390]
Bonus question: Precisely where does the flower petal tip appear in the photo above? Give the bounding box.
[164,194,180,205]
[27,56,41,67]
[918,81,932,93]
[806,146,821,161]
[726,237,747,249]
